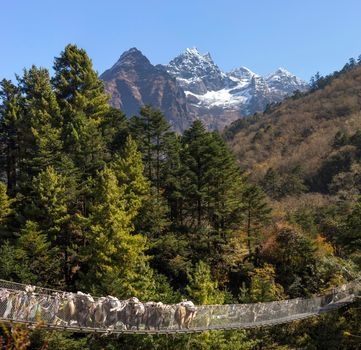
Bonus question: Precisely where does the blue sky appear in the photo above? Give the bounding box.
[1,0,361,81]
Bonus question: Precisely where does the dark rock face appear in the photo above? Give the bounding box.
[100,48,191,133]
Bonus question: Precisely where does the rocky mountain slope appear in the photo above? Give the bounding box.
[162,48,308,129]
[100,48,191,133]
[101,47,308,131]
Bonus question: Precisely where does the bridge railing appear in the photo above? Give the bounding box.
[0,278,359,334]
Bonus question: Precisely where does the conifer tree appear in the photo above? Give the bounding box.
[0,182,12,225]
[52,44,109,175]
[207,132,245,232]
[186,260,225,305]
[16,220,61,286]
[242,184,271,255]
[240,264,285,303]
[82,166,149,296]
[100,107,128,154]
[81,137,156,297]
[30,166,76,287]
[17,66,62,185]
[0,182,13,238]
[112,135,149,215]
[0,79,21,194]
[340,198,361,257]
[181,120,214,228]
[261,168,282,199]
[181,121,244,231]
[134,187,170,239]
[162,132,184,224]
[130,105,170,190]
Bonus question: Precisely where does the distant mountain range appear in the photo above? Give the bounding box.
[101,48,308,132]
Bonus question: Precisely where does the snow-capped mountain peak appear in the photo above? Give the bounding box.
[228,66,257,80]
[273,67,292,76]
[184,47,214,63]
[163,48,308,129]
[164,48,226,94]
[266,67,308,94]
[102,47,309,132]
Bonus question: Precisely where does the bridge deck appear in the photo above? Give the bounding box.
[0,279,359,334]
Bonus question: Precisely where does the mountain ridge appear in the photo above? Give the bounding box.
[101,47,308,131]
[100,48,191,133]
[225,60,361,193]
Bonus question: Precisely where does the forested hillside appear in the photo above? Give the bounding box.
[0,45,360,349]
[226,59,361,192]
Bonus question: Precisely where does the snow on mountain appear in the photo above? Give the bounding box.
[228,66,257,81]
[266,67,308,95]
[162,48,308,129]
[102,47,309,131]
[164,47,233,94]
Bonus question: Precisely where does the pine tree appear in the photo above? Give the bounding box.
[79,136,156,297]
[100,107,128,154]
[134,187,170,239]
[30,166,76,287]
[111,135,149,215]
[52,44,109,175]
[15,221,61,286]
[261,168,282,199]
[162,132,183,225]
[0,182,13,239]
[207,132,245,232]
[0,182,12,225]
[17,66,62,185]
[0,79,21,194]
[242,184,271,255]
[340,198,361,258]
[130,105,170,191]
[186,261,224,304]
[83,165,150,297]
[240,264,285,303]
[181,121,244,231]
[181,120,214,228]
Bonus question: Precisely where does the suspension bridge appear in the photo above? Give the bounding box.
[0,278,359,335]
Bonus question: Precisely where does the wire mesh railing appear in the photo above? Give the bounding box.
[0,278,359,334]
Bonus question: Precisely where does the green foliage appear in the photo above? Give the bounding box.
[180,120,217,228]
[0,241,20,280]
[242,184,271,254]
[0,44,359,350]
[44,333,89,350]
[187,330,259,350]
[17,66,62,182]
[262,167,307,199]
[240,264,285,303]
[0,221,60,286]
[111,135,149,215]
[261,225,320,297]
[0,182,12,231]
[81,166,150,297]
[337,197,361,266]
[16,221,61,285]
[186,261,225,305]
[129,105,170,190]
[52,44,109,174]
[0,79,21,195]
[134,187,170,238]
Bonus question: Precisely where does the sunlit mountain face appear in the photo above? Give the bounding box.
[102,47,308,131]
